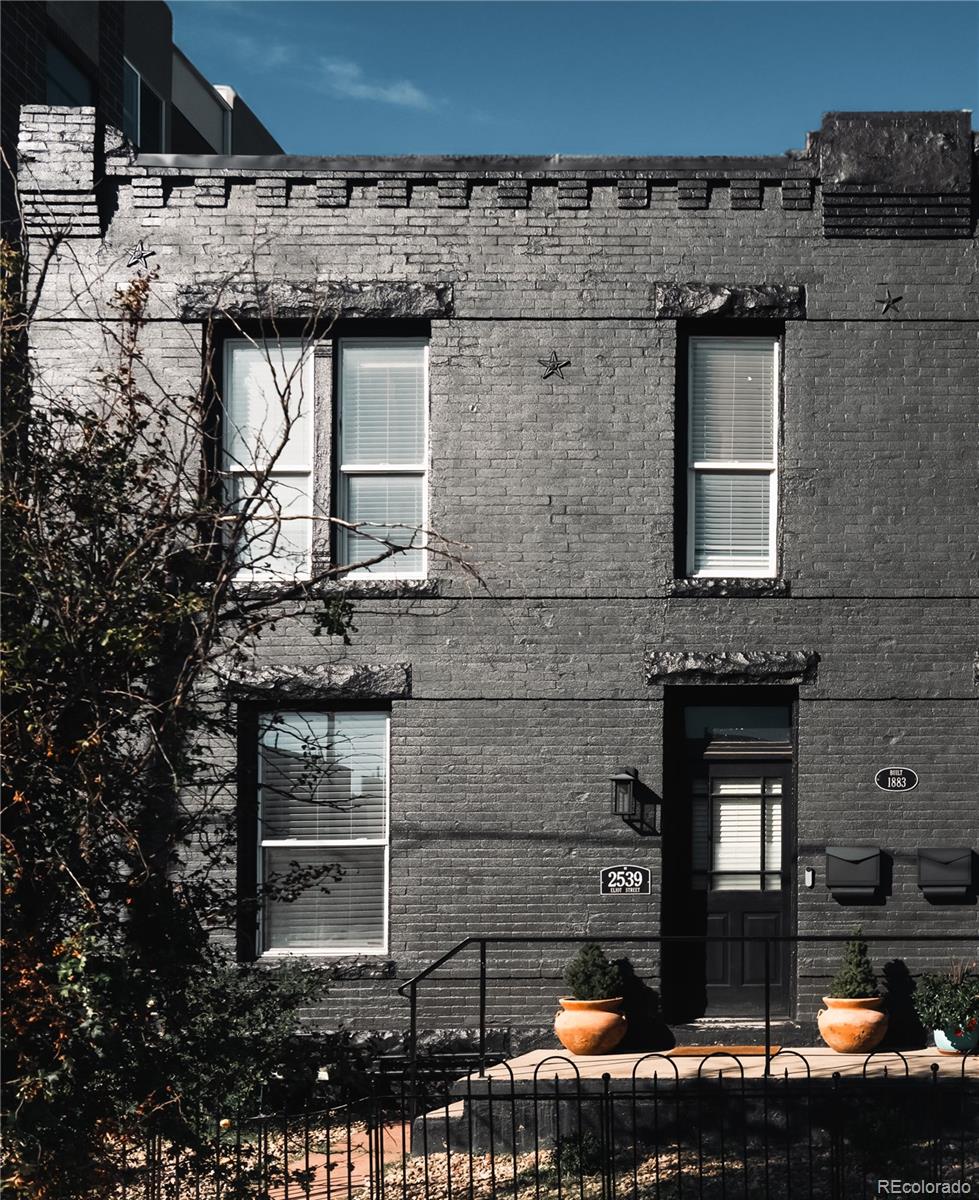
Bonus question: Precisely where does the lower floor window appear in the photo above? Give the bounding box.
[256,710,389,954]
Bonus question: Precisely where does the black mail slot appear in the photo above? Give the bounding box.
[826,845,881,900]
[918,847,973,899]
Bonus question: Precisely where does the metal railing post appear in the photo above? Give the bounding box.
[478,939,487,1077]
[408,979,418,1107]
[764,937,772,1076]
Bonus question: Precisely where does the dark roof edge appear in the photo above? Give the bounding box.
[128,151,813,175]
[824,109,973,118]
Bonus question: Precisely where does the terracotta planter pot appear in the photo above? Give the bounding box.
[817,996,888,1053]
[554,997,627,1055]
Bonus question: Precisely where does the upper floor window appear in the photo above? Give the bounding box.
[686,336,779,577]
[222,339,314,580]
[336,339,428,578]
[123,60,164,153]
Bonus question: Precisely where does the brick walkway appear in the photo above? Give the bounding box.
[268,1121,411,1199]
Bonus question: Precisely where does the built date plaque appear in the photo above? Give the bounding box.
[874,767,918,792]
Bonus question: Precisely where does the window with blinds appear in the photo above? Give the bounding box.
[257,711,389,954]
[686,336,779,577]
[691,775,782,891]
[337,340,428,576]
[223,339,314,579]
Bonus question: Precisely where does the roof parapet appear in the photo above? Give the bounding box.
[17,107,975,240]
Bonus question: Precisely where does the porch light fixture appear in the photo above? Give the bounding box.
[610,767,659,835]
[610,767,639,818]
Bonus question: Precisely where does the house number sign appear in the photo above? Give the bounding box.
[600,865,651,895]
[874,767,918,792]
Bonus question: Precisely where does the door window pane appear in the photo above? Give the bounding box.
[712,778,764,891]
[691,779,708,889]
[691,775,783,892]
[683,706,791,742]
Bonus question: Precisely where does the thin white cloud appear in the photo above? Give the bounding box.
[223,30,294,71]
[319,58,436,111]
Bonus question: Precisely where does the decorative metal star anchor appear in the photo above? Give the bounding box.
[877,286,902,315]
[126,240,155,269]
[538,351,571,380]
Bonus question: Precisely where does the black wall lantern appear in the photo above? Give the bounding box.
[610,767,658,835]
[610,767,638,817]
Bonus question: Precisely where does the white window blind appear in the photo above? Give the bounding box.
[223,340,314,579]
[687,337,778,577]
[257,711,389,954]
[337,340,428,577]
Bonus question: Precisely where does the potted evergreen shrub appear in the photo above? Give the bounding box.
[554,943,627,1055]
[817,930,889,1053]
[913,961,979,1055]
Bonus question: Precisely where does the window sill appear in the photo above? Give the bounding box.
[311,577,439,599]
[226,577,439,601]
[667,578,789,599]
[254,954,396,980]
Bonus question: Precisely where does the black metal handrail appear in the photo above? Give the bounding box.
[399,933,979,1078]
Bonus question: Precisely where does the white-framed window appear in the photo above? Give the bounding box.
[222,338,314,580]
[336,339,428,578]
[686,336,779,577]
[257,710,389,956]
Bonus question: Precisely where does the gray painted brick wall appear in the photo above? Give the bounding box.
[20,106,979,1049]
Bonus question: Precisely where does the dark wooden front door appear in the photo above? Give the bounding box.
[664,752,792,1020]
[701,763,790,1017]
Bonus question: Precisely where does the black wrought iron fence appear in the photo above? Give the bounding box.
[121,1051,978,1200]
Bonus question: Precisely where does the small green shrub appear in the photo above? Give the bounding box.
[913,961,979,1035]
[556,1131,605,1177]
[562,943,623,1000]
[828,929,879,998]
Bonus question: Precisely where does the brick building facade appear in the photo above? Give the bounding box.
[18,104,978,1050]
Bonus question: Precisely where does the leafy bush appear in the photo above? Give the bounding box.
[828,930,879,998]
[556,1131,605,1177]
[562,944,623,1000]
[1,247,460,1197]
[913,962,979,1036]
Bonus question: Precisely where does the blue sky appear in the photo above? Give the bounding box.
[169,1,979,156]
